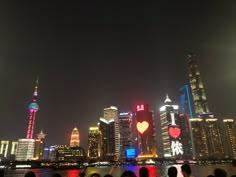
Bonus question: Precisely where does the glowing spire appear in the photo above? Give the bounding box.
[164,93,172,104]
[26,79,39,139]
[33,78,39,99]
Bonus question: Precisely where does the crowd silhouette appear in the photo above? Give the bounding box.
[22,163,234,177]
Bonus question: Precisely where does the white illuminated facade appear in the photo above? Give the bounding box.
[0,140,9,158]
[16,139,35,161]
[11,141,18,155]
[159,95,181,158]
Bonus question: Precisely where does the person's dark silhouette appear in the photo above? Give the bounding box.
[104,174,113,177]
[120,170,137,177]
[52,173,62,177]
[0,169,4,177]
[168,166,178,177]
[24,171,36,177]
[139,167,149,177]
[181,164,192,177]
[214,168,227,177]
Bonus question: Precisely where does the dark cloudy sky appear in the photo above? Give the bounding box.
[0,1,236,148]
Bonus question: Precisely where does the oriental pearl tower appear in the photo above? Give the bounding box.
[26,79,39,139]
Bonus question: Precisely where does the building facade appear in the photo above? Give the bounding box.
[34,130,46,160]
[205,118,224,159]
[87,126,101,159]
[70,127,80,147]
[187,54,210,116]
[99,117,116,160]
[0,140,9,160]
[159,95,184,159]
[99,106,120,160]
[190,118,208,159]
[178,114,193,159]
[118,112,133,159]
[16,139,35,161]
[49,145,85,162]
[136,104,157,159]
[223,119,236,159]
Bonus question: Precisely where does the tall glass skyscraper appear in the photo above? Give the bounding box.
[99,106,120,160]
[187,54,210,116]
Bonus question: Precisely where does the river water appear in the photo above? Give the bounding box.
[3,164,236,177]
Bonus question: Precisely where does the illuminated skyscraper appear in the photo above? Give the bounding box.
[70,127,80,147]
[26,79,39,139]
[88,126,101,159]
[159,95,182,159]
[136,104,157,159]
[187,54,210,116]
[16,139,35,161]
[34,130,46,160]
[205,118,224,159]
[118,112,133,159]
[101,106,120,159]
[223,119,236,159]
[190,118,208,159]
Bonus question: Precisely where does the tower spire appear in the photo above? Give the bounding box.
[26,78,39,139]
[33,78,39,99]
[164,93,172,104]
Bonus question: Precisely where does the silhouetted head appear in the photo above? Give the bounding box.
[214,168,227,177]
[181,164,191,177]
[24,171,36,177]
[139,167,149,177]
[52,173,62,177]
[91,173,101,177]
[207,175,215,177]
[121,170,137,177]
[104,174,113,177]
[168,166,177,177]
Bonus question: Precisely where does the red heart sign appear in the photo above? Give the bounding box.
[169,127,181,139]
[137,121,149,134]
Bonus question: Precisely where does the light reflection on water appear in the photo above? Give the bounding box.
[3,164,236,177]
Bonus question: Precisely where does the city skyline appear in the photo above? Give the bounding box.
[0,1,236,148]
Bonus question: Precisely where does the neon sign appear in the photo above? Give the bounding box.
[169,127,181,139]
[171,141,183,155]
[137,121,149,134]
[136,104,144,112]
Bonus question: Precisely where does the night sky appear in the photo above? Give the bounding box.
[0,1,236,148]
